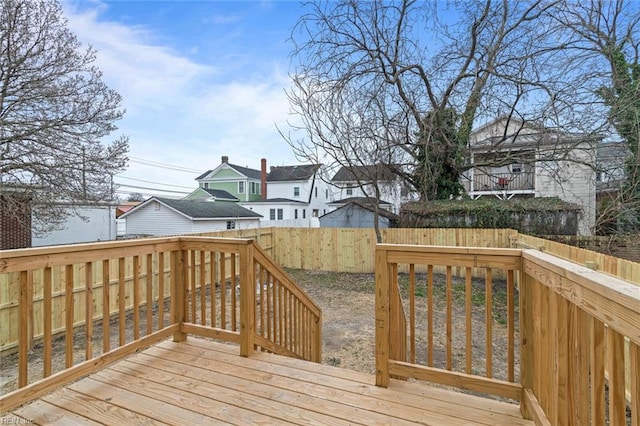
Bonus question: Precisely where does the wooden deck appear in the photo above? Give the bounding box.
[4,337,531,425]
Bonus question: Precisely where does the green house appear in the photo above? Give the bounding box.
[193,156,263,202]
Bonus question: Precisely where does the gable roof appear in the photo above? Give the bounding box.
[122,197,262,220]
[199,188,239,201]
[196,163,262,181]
[321,198,399,222]
[331,165,397,182]
[267,164,321,182]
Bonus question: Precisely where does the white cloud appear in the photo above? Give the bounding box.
[61,1,300,194]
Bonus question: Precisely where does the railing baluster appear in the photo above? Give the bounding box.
[118,257,126,347]
[18,270,28,388]
[43,266,52,378]
[146,253,153,335]
[133,256,140,340]
[506,269,514,382]
[446,265,452,371]
[220,252,226,329]
[485,267,493,378]
[102,259,110,353]
[465,266,472,374]
[427,264,433,367]
[409,264,415,364]
[631,341,639,426]
[607,328,626,425]
[158,254,165,330]
[85,262,93,360]
[65,265,74,368]
[590,316,606,425]
[200,251,206,326]
[210,252,217,329]
[231,253,237,331]
[190,250,196,323]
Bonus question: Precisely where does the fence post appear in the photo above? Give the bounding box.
[239,242,255,357]
[172,250,187,342]
[375,246,390,387]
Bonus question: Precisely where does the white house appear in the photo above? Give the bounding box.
[120,197,262,237]
[329,165,414,214]
[240,163,327,227]
[462,117,597,235]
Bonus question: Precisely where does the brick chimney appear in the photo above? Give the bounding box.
[221,155,229,164]
[261,158,267,200]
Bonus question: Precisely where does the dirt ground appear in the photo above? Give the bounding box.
[1,268,516,396]
[288,269,516,380]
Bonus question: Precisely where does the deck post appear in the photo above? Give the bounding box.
[519,271,534,419]
[172,249,187,342]
[239,242,255,357]
[375,246,390,387]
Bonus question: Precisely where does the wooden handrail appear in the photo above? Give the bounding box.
[375,243,640,426]
[0,236,322,414]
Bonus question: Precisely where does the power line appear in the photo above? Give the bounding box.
[116,175,194,189]
[129,156,204,173]
[115,183,190,195]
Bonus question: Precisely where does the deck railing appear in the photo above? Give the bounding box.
[472,171,534,192]
[0,236,321,413]
[375,244,640,425]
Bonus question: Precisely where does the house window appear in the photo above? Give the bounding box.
[294,187,300,197]
[346,187,353,196]
[277,209,283,220]
[315,187,318,198]
[325,189,328,199]
[294,209,298,219]
[238,181,245,194]
[511,164,522,174]
[269,209,276,220]
[204,182,209,189]
[312,209,319,218]
[302,210,306,219]
[226,221,236,230]
[250,182,258,194]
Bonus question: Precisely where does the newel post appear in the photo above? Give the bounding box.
[519,270,535,418]
[171,249,187,342]
[375,246,390,387]
[239,241,255,357]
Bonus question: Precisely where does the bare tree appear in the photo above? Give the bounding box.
[286,0,566,206]
[0,0,128,236]
[551,0,640,233]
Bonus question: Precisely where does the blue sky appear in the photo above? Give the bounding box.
[62,0,307,199]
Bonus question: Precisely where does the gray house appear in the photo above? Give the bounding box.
[319,198,398,228]
[120,197,262,237]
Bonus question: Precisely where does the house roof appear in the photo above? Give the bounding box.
[321,198,399,222]
[331,165,396,182]
[329,197,392,206]
[199,188,239,201]
[123,197,262,220]
[267,164,321,182]
[243,198,307,204]
[196,163,262,180]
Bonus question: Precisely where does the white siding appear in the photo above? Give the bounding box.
[535,142,596,235]
[33,206,116,247]
[125,201,193,236]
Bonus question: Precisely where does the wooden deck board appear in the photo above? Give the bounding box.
[9,337,532,425]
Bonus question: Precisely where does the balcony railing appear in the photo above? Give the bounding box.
[0,236,321,413]
[472,172,534,192]
[375,244,639,425]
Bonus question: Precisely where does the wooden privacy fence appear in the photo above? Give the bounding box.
[0,236,321,412]
[375,243,640,426]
